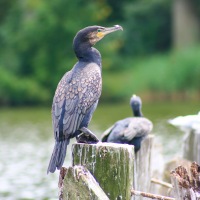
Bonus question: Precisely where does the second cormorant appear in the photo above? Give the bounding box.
[47,25,123,173]
[101,95,153,152]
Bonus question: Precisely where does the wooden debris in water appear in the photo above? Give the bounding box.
[151,178,173,189]
[131,189,175,200]
[170,162,200,199]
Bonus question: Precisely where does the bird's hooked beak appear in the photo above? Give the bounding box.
[97,25,123,39]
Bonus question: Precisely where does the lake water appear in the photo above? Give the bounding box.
[0,101,199,200]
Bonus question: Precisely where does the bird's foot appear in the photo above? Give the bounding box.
[76,127,99,144]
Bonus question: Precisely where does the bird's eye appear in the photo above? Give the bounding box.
[97,29,101,32]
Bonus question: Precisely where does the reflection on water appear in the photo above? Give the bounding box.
[0,109,59,200]
[0,102,199,199]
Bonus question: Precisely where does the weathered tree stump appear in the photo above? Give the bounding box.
[183,130,200,164]
[72,142,135,200]
[58,166,109,200]
[170,162,200,199]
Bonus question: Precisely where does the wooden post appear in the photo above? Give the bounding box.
[72,142,135,200]
[135,135,154,200]
[59,135,154,200]
[170,162,200,199]
[183,129,200,164]
[58,166,109,200]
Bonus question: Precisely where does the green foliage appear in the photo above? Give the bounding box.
[102,47,200,101]
[134,47,200,92]
[193,0,200,14]
[122,0,171,55]
[0,0,199,105]
[0,0,114,105]
[0,67,50,105]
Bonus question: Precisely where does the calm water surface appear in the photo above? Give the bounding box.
[0,102,199,199]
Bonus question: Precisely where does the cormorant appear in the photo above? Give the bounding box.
[101,95,153,152]
[47,25,123,173]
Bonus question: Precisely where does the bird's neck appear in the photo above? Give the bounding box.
[74,43,102,67]
[133,109,143,117]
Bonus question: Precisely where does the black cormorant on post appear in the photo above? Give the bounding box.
[47,25,123,173]
[101,95,153,152]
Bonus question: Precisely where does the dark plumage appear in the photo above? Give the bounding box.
[47,25,123,173]
[101,95,153,152]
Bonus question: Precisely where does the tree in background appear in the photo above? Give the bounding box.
[172,0,200,49]
[0,0,112,105]
[0,0,199,105]
[122,0,171,56]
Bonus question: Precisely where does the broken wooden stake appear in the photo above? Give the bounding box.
[58,166,109,200]
[170,162,200,199]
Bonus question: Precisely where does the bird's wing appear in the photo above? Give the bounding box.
[52,64,102,140]
[102,119,130,142]
[123,117,153,141]
[101,124,115,142]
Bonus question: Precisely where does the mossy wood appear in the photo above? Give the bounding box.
[183,130,200,164]
[59,166,109,200]
[72,142,135,200]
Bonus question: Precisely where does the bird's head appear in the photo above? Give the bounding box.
[130,95,143,117]
[73,25,123,47]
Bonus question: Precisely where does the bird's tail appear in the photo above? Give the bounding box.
[47,139,69,174]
